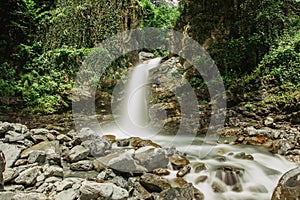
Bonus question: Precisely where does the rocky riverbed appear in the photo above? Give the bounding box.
[0,121,299,200]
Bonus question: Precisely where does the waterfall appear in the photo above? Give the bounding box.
[102,57,297,199]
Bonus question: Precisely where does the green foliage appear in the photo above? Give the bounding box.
[13,47,91,114]
[138,0,180,29]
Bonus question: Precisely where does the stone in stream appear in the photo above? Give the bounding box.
[192,162,206,173]
[130,137,161,149]
[272,167,300,200]
[140,173,171,193]
[176,164,191,177]
[152,168,170,176]
[169,154,190,170]
[195,175,208,184]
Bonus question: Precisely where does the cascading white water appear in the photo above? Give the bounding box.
[104,58,298,199]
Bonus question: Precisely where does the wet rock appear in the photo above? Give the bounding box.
[134,146,168,171]
[152,168,170,176]
[130,137,161,149]
[129,182,153,199]
[169,154,190,170]
[157,184,194,200]
[79,181,129,200]
[116,138,130,147]
[216,166,244,186]
[192,162,206,173]
[0,142,22,167]
[232,183,243,192]
[195,175,208,184]
[211,181,227,193]
[12,192,47,200]
[70,160,93,171]
[69,145,89,162]
[140,173,171,193]
[272,167,300,200]
[14,166,40,186]
[102,135,116,144]
[176,164,191,177]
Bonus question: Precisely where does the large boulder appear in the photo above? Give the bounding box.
[134,146,169,171]
[272,167,300,200]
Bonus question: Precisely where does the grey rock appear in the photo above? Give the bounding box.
[79,181,129,200]
[99,150,144,173]
[11,123,28,134]
[264,117,274,127]
[12,192,47,200]
[0,122,14,135]
[0,191,15,200]
[134,146,168,171]
[46,151,61,165]
[14,166,40,186]
[21,141,60,157]
[30,128,49,135]
[0,142,22,167]
[82,137,111,157]
[56,134,72,143]
[70,160,93,171]
[5,131,25,142]
[211,181,227,193]
[69,145,89,162]
[272,167,300,200]
[3,168,19,183]
[27,150,46,164]
[140,173,171,193]
[158,183,195,200]
[44,165,64,177]
[56,178,84,192]
[54,188,78,200]
[97,168,116,180]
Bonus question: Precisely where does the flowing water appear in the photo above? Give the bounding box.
[102,58,297,199]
